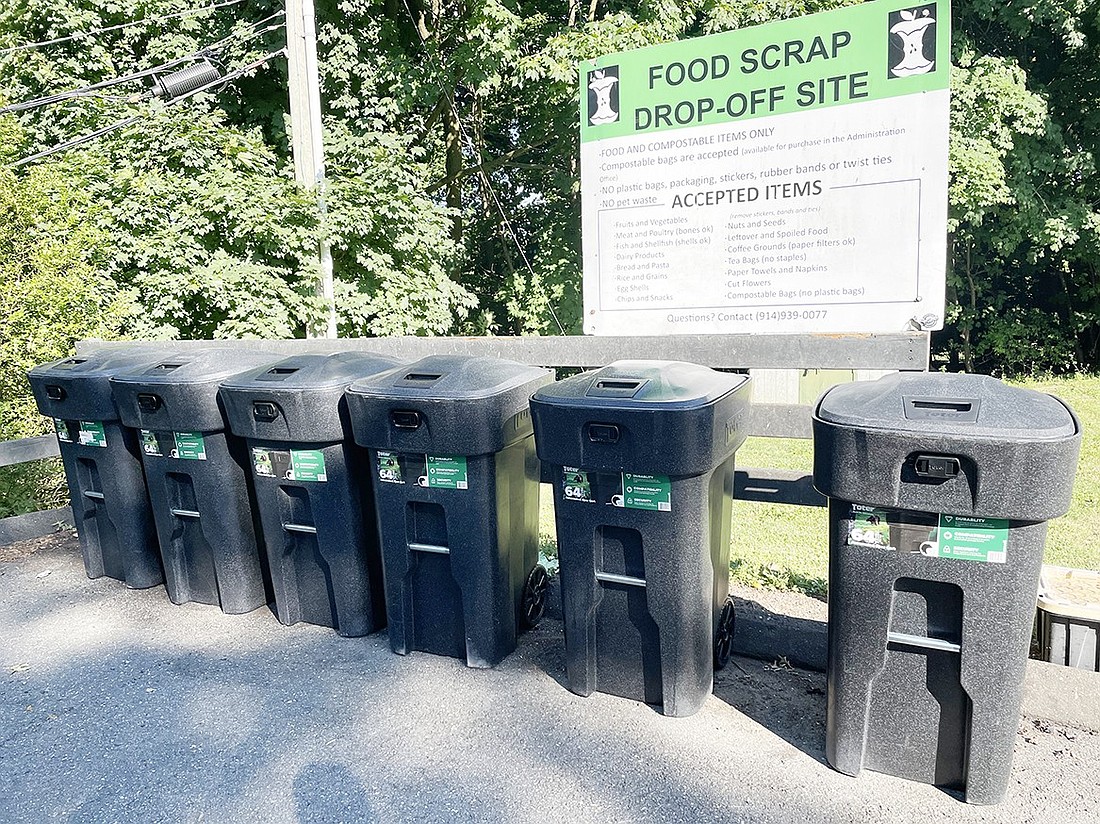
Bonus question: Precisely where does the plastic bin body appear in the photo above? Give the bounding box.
[813,373,1081,805]
[1036,566,1100,672]
[219,352,404,637]
[111,348,278,614]
[346,355,552,668]
[530,361,751,717]
[28,348,166,588]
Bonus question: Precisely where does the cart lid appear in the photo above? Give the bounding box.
[530,360,748,410]
[111,347,278,388]
[346,354,547,401]
[220,352,404,393]
[815,373,1078,441]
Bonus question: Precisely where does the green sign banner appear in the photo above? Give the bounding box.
[580,0,949,141]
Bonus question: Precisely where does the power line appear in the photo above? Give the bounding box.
[0,14,285,115]
[7,49,286,168]
[398,0,568,335]
[0,0,250,57]
[0,58,191,113]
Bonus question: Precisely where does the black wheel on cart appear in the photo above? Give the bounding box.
[714,597,736,671]
[521,564,550,629]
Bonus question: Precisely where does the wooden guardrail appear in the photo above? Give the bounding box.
[0,333,927,545]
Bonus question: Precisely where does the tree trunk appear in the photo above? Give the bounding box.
[444,95,463,243]
[963,241,976,373]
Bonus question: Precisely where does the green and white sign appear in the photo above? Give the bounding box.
[619,473,672,512]
[290,450,327,483]
[77,421,107,448]
[422,455,469,490]
[580,0,950,335]
[928,514,1009,564]
[172,432,207,461]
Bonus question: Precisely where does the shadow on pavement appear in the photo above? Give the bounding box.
[4,536,1098,824]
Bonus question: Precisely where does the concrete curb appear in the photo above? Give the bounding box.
[730,584,1100,732]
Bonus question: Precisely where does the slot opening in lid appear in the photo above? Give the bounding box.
[257,366,300,382]
[596,380,641,391]
[585,377,649,398]
[903,396,981,422]
[911,400,972,413]
[403,373,442,382]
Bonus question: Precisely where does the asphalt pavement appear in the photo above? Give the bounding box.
[2,533,1098,824]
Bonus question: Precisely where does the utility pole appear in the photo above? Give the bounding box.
[285,0,337,338]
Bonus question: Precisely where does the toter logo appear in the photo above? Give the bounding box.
[888,4,937,78]
[587,66,620,125]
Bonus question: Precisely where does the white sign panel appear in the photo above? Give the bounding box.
[579,0,951,335]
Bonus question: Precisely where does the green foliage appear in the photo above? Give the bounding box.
[0,125,133,517]
[0,154,133,440]
[0,0,1096,383]
[1,0,472,345]
[938,5,1100,375]
[0,461,68,519]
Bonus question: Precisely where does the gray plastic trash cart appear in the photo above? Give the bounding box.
[219,352,404,636]
[346,355,553,668]
[812,373,1081,805]
[28,348,165,588]
[111,348,278,614]
[529,361,751,717]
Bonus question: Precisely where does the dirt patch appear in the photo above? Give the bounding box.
[0,530,78,563]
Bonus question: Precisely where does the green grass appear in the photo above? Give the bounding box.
[537,374,1100,595]
[1013,375,1100,570]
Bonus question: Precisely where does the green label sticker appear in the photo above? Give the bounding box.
[846,504,1009,564]
[77,421,107,448]
[422,455,468,489]
[849,504,893,548]
[929,514,1009,564]
[252,447,275,477]
[619,473,671,511]
[140,429,162,456]
[376,451,404,484]
[563,466,594,502]
[252,447,291,479]
[290,450,327,482]
[54,418,73,443]
[172,432,206,460]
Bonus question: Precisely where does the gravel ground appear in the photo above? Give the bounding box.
[1,534,1098,824]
